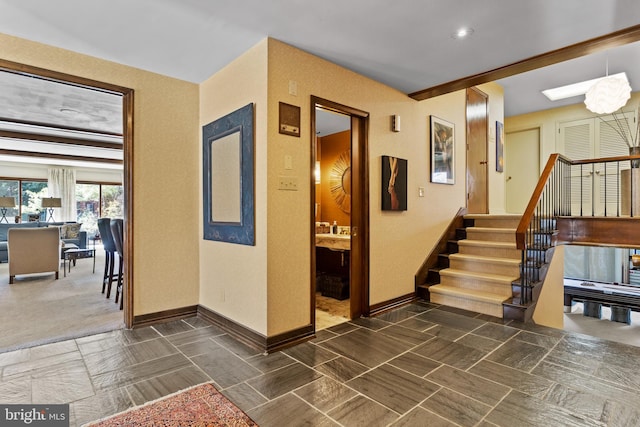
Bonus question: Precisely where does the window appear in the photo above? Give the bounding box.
[21,181,48,222]
[102,185,124,219]
[0,178,122,228]
[0,179,20,220]
[76,183,100,235]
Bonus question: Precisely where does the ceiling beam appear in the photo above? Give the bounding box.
[0,149,123,164]
[0,130,122,150]
[409,24,640,101]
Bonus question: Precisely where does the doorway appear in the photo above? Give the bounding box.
[311,97,369,331]
[505,127,540,213]
[466,87,489,213]
[0,60,134,341]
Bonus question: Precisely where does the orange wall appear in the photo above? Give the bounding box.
[319,130,351,226]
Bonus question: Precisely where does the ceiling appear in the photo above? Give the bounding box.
[1,0,640,144]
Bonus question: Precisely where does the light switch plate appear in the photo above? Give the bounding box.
[418,187,425,197]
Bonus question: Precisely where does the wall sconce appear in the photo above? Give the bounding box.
[41,197,62,222]
[315,161,321,184]
[392,114,401,132]
[0,196,16,224]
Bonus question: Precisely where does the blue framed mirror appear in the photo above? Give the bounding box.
[202,103,255,245]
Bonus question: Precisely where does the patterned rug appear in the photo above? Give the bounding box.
[84,383,257,426]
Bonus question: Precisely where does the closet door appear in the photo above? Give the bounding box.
[559,112,635,215]
[596,113,635,216]
[559,119,594,216]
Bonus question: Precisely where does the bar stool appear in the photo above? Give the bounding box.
[110,218,124,310]
[97,218,118,298]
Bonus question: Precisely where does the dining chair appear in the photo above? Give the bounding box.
[110,218,124,310]
[97,218,117,298]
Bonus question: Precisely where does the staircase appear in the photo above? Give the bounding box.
[426,214,522,318]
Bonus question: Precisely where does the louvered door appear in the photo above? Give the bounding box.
[560,119,594,215]
[559,112,634,216]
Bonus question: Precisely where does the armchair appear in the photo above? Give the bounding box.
[8,227,60,284]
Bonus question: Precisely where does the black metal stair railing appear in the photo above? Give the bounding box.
[515,152,640,305]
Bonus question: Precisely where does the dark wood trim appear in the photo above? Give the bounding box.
[76,180,122,186]
[310,96,370,322]
[122,89,134,328]
[0,149,123,164]
[409,24,640,101]
[197,305,267,352]
[0,129,123,150]
[309,98,318,331]
[555,216,640,247]
[266,325,315,353]
[369,293,417,317]
[132,305,199,328]
[0,58,132,95]
[0,59,135,329]
[0,116,123,138]
[415,207,467,288]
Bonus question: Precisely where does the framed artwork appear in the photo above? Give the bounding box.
[381,155,407,211]
[496,121,504,172]
[202,103,255,245]
[430,116,455,184]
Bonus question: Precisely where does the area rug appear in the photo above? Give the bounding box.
[84,382,257,426]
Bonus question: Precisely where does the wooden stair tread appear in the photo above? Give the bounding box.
[449,253,520,265]
[439,268,518,283]
[458,240,517,248]
[466,227,516,233]
[429,284,511,303]
[464,214,522,220]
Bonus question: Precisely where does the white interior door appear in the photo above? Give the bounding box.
[505,127,540,213]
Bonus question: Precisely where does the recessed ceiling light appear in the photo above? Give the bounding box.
[452,27,474,39]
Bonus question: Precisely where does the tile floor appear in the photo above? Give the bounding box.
[2,301,640,426]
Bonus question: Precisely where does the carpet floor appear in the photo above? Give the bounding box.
[84,382,257,426]
[0,249,123,353]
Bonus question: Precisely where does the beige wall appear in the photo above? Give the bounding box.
[505,92,640,168]
[0,33,200,316]
[198,40,269,335]
[265,39,505,335]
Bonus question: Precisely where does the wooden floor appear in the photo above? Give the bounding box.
[2,301,640,426]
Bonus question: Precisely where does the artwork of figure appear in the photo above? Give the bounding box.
[381,156,407,211]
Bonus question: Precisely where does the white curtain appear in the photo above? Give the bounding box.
[47,168,76,222]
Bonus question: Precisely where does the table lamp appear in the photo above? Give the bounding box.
[41,197,62,222]
[0,197,16,223]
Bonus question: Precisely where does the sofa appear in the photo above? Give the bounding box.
[0,221,87,263]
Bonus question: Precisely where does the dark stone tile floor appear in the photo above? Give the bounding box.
[2,300,640,426]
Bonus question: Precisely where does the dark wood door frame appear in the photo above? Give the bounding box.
[310,96,370,328]
[0,59,134,327]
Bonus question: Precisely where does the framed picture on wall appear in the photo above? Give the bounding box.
[381,155,407,211]
[430,116,455,184]
[496,121,504,172]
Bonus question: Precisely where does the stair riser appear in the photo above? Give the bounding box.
[469,218,520,229]
[449,259,520,276]
[430,293,504,318]
[440,275,513,295]
[459,245,521,259]
[466,230,515,243]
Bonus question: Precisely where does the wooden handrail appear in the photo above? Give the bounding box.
[515,152,640,249]
[515,154,561,249]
